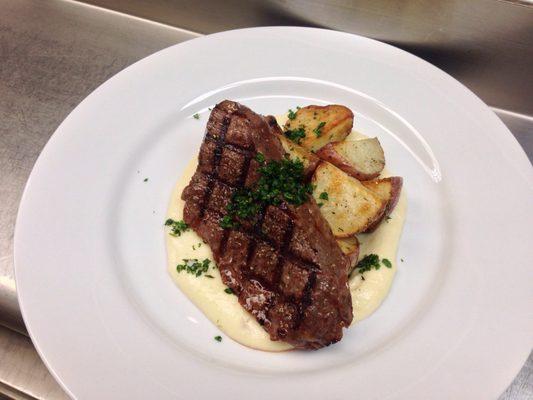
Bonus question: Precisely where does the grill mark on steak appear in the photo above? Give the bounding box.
[181,100,352,349]
[199,122,227,220]
[269,213,296,298]
[297,270,317,329]
[205,115,231,257]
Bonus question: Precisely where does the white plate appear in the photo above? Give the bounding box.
[15,27,532,399]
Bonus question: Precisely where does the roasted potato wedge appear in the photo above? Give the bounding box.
[312,162,385,237]
[283,105,354,152]
[277,134,320,178]
[361,177,403,232]
[316,138,385,181]
[337,236,360,271]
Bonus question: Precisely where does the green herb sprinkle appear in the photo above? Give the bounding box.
[220,158,312,228]
[287,109,297,120]
[176,258,212,277]
[284,126,306,144]
[313,121,326,137]
[165,218,189,237]
[356,254,393,274]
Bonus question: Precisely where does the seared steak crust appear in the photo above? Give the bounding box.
[182,100,353,349]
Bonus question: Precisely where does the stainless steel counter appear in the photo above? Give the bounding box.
[0,0,198,334]
[0,0,195,397]
[0,0,531,398]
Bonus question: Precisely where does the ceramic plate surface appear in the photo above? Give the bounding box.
[15,27,533,400]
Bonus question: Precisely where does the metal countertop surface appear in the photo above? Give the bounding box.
[0,0,531,399]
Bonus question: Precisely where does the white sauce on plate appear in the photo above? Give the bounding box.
[165,122,406,351]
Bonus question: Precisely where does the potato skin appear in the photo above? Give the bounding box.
[316,139,385,181]
[384,177,403,217]
[283,105,354,152]
[316,142,371,180]
[361,177,403,232]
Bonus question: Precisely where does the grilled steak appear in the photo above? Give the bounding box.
[182,100,353,349]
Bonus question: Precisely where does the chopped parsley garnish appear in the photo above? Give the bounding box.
[220,158,312,228]
[313,121,326,137]
[227,189,261,219]
[287,108,297,120]
[356,254,380,273]
[143,178,149,182]
[284,126,306,144]
[356,254,393,274]
[176,258,212,277]
[204,274,214,279]
[386,216,392,222]
[255,152,265,163]
[214,335,222,342]
[165,218,189,236]
[319,191,329,201]
[193,113,200,119]
[224,288,234,294]
[318,202,324,208]
[256,158,312,206]
[220,215,238,229]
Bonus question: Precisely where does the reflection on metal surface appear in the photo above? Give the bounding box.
[0,0,196,333]
[502,0,533,5]
[0,325,70,399]
[493,108,533,161]
[81,0,533,116]
[62,0,201,36]
[0,277,15,292]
